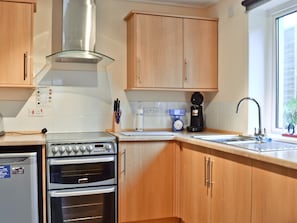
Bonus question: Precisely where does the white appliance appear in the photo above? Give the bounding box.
[0,152,39,223]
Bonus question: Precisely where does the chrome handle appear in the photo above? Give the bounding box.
[0,152,36,164]
[137,58,142,84]
[210,159,214,186]
[207,157,212,188]
[204,157,207,186]
[184,59,188,81]
[50,186,115,197]
[78,177,88,184]
[120,149,126,176]
[48,156,114,165]
[24,52,28,80]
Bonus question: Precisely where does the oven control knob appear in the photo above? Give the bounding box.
[73,145,79,153]
[79,145,86,153]
[86,145,93,152]
[52,146,59,155]
[104,144,112,152]
[65,146,72,154]
[59,146,66,154]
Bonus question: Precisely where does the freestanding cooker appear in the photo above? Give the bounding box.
[46,132,117,223]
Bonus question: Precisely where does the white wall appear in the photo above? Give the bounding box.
[3,0,210,133]
[205,0,250,134]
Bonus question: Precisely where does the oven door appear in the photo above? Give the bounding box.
[48,155,116,190]
[48,186,117,223]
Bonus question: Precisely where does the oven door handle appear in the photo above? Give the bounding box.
[48,156,114,165]
[49,186,115,197]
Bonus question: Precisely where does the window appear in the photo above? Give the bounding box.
[276,10,297,129]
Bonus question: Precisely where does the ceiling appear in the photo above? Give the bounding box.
[127,0,220,8]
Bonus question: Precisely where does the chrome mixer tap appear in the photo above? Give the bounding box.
[236,97,265,139]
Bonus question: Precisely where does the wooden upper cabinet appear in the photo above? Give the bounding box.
[183,18,218,90]
[0,1,35,87]
[126,13,184,89]
[125,11,218,91]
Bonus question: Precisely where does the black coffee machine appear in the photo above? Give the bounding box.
[187,92,204,132]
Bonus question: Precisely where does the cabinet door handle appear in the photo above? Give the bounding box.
[207,157,211,188]
[184,59,188,81]
[24,52,28,81]
[210,159,214,187]
[137,58,142,84]
[204,157,208,186]
[120,149,126,176]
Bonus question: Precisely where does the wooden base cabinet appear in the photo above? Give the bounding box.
[179,143,252,223]
[251,161,297,223]
[0,0,35,87]
[118,141,179,223]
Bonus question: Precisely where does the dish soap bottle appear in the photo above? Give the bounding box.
[136,107,144,132]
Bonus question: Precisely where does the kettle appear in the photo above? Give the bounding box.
[0,113,5,136]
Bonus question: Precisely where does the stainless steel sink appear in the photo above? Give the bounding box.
[192,135,256,143]
[192,135,297,152]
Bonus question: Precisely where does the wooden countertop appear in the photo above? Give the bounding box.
[2,129,297,171]
[0,132,45,146]
[113,131,297,170]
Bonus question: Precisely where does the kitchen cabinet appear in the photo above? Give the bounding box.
[125,11,218,91]
[251,160,297,223]
[183,18,218,90]
[118,141,179,223]
[179,142,251,223]
[0,0,35,87]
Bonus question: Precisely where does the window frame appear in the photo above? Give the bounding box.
[268,3,297,134]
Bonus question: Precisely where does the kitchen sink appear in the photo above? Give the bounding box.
[192,135,256,143]
[120,131,176,136]
[192,134,297,152]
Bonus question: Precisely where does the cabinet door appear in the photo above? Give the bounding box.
[210,151,252,223]
[129,14,183,88]
[251,161,297,223]
[119,141,177,222]
[0,1,33,86]
[180,144,251,223]
[183,18,218,90]
[180,143,210,223]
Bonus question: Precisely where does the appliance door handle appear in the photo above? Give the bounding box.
[49,186,115,198]
[48,156,114,165]
[0,152,36,164]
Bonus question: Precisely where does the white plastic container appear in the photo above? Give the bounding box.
[135,108,144,131]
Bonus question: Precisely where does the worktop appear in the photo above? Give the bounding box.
[1,129,297,171]
[0,132,45,146]
[114,131,297,171]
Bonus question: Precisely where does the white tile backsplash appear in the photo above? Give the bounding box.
[128,101,190,130]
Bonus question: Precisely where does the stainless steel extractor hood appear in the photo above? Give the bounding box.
[35,0,114,86]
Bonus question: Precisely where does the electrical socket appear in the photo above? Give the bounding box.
[143,107,160,114]
[28,108,44,117]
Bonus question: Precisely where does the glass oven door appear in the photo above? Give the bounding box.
[48,155,116,189]
[48,186,117,223]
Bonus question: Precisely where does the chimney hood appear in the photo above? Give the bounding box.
[35,0,114,87]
